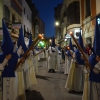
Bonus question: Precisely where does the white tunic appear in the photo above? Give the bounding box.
[48,46,56,70]
[57,50,62,72]
[64,50,73,74]
[34,49,39,74]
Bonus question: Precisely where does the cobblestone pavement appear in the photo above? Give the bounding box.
[30,60,82,100]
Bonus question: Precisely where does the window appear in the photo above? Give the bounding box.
[12,14,16,23]
[67,1,80,25]
[3,5,10,20]
[24,8,25,14]
[85,0,91,18]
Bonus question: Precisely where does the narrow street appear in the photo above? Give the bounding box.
[26,59,82,100]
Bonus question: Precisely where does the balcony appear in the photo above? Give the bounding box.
[3,17,12,29]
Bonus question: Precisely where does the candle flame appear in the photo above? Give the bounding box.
[38,34,42,39]
[70,31,73,35]
[68,47,70,50]
[41,37,44,39]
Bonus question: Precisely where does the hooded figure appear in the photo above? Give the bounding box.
[73,32,85,92]
[48,36,56,73]
[57,44,62,72]
[64,39,73,75]
[83,16,100,100]
[65,32,85,92]
[1,20,19,100]
[17,26,27,57]
[65,38,77,90]
[1,20,19,77]
[14,26,28,100]
[24,33,37,90]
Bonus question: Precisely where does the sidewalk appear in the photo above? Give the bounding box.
[26,60,82,100]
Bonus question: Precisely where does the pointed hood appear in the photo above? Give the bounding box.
[1,19,14,55]
[93,16,100,56]
[17,26,27,52]
[69,38,74,51]
[51,36,55,47]
[29,33,32,47]
[78,32,84,50]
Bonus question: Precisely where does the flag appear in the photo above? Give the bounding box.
[93,16,100,56]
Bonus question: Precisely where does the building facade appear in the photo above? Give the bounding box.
[22,0,32,46]
[38,17,45,36]
[54,0,81,46]
[0,0,4,28]
[3,0,23,40]
[25,0,45,39]
[81,0,100,46]
[54,4,63,44]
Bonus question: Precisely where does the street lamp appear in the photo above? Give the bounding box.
[49,39,52,43]
[55,21,60,26]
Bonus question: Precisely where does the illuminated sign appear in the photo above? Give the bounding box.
[74,29,82,39]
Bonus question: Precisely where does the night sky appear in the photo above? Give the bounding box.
[32,0,63,38]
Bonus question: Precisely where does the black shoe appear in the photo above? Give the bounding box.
[52,69,55,73]
[48,69,51,73]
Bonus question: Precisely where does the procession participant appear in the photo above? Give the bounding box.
[27,33,37,90]
[16,26,27,100]
[57,44,62,72]
[64,46,68,74]
[82,17,100,100]
[65,39,76,90]
[65,45,73,75]
[48,36,56,73]
[1,20,19,100]
[65,32,86,92]
[55,44,59,70]
[72,32,86,92]
[33,46,39,74]
[61,47,65,63]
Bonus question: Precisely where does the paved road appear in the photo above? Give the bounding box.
[27,60,82,100]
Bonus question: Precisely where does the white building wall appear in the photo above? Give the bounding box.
[22,0,32,46]
[96,0,100,14]
[22,0,32,33]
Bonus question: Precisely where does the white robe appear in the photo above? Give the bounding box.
[82,61,100,100]
[13,57,26,100]
[57,50,62,72]
[24,53,37,90]
[48,46,56,70]
[65,52,85,92]
[33,50,39,74]
[1,58,17,100]
[73,64,84,92]
[64,50,73,74]
[65,59,76,90]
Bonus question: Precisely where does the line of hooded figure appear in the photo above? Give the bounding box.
[0,20,46,100]
[46,17,100,100]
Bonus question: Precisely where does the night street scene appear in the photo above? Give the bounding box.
[0,0,100,100]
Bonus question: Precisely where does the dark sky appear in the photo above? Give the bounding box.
[32,0,63,38]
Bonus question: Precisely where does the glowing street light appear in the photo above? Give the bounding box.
[55,21,60,26]
[49,39,52,43]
